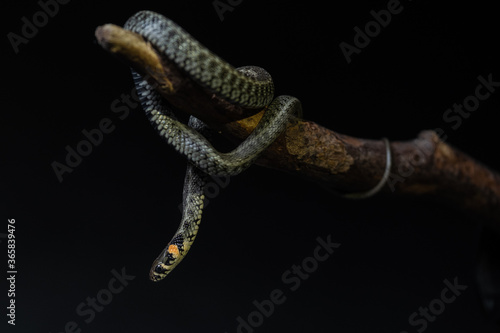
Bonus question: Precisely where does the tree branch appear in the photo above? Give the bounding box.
[95,23,500,230]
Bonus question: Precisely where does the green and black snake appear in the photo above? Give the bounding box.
[124,10,391,282]
[124,10,301,282]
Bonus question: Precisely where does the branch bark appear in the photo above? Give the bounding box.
[95,24,500,230]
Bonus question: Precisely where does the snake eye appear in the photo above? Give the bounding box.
[149,262,169,282]
[154,264,166,274]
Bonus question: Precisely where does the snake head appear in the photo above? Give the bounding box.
[149,243,183,282]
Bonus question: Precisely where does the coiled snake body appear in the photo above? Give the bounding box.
[124,11,301,281]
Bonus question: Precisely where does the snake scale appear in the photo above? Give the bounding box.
[124,10,301,282]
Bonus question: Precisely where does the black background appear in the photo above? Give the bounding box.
[2,0,500,332]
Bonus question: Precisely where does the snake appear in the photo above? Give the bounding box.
[124,10,302,282]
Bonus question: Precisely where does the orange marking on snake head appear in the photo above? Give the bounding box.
[168,244,180,259]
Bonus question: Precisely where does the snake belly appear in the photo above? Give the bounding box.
[125,11,301,282]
